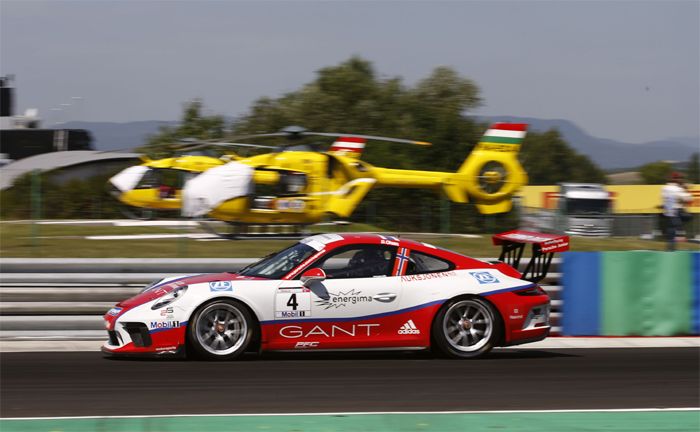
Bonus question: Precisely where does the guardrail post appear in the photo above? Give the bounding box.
[30,170,41,252]
[440,195,450,233]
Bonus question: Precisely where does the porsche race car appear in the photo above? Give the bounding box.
[103,231,568,359]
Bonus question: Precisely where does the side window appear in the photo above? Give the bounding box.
[135,169,159,189]
[405,251,454,275]
[312,245,397,279]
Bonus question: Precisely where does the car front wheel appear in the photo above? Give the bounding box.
[188,299,253,360]
[433,297,500,359]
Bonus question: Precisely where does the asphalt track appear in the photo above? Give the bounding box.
[1,348,698,418]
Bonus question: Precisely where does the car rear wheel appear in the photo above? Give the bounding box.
[188,299,253,360]
[432,297,500,359]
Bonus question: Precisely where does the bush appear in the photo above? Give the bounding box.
[0,171,123,219]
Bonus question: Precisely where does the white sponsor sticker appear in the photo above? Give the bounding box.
[301,234,343,251]
[275,288,312,318]
[469,271,500,284]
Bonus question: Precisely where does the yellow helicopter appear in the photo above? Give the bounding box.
[109,123,528,225]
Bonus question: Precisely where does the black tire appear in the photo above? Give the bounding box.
[187,299,254,360]
[432,297,501,359]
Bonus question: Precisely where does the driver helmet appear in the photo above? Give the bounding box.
[349,249,387,267]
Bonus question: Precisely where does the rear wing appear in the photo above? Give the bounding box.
[492,230,570,283]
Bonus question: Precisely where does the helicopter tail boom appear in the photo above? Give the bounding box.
[370,123,527,214]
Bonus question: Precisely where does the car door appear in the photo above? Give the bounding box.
[272,243,404,350]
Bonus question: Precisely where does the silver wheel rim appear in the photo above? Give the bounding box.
[195,303,247,356]
[443,299,493,352]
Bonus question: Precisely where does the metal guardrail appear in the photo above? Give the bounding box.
[0,259,563,339]
[0,258,252,273]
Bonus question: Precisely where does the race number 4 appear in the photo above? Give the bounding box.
[275,288,311,318]
[287,294,299,310]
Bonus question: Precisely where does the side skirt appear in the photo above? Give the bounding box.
[267,346,430,353]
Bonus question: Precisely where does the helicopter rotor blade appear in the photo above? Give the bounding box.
[303,132,431,146]
[231,125,309,140]
[174,143,211,153]
[228,132,291,140]
[230,126,431,146]
[211,142,278,149]
[174,141,277,153]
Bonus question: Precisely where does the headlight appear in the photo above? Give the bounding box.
[151,286,188,310]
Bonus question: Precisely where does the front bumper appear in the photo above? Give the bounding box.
[102,344,186,358]
[103,310,189,357]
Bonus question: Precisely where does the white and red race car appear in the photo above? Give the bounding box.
[103,231,568,359]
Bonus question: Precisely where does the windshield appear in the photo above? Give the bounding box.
[135,168,187,190]
[565,198,610,215]
[238,243,316,279]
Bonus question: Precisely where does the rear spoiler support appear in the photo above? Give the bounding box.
[492,231,570,283]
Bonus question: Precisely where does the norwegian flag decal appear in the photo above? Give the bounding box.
[393,247,411,276]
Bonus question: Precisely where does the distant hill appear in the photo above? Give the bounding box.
[66,117,698,169]
[62,120,177,152]
[478,116,698,169]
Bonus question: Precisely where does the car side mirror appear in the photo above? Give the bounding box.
[300,268,326,287]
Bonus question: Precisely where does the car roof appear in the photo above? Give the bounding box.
[301,233,470,261]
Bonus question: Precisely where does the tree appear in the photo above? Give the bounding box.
[520,129,606,184]
[639,161,673,184]
[138,99,225,158]
[0,170,125,219]
[686,153,699,184]
[232,57,482,170]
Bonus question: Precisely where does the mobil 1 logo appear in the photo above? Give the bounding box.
[275,287,312,318]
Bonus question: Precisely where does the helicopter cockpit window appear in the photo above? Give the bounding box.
[252,171,307,208]
[135,169,160,189]
[182,171,198,184]
[160,169,181,187]
[280,172,307,194]
[134,169,189,199]
[309,245,397,279]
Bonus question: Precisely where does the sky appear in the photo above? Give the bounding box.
[1,0,698,144]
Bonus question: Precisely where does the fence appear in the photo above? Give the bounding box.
[562,251,700,336]
[0,258,563,340]
[520,206,700,238]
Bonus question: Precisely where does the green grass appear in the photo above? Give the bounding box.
[0,220,697,258]
[1,411,698,432]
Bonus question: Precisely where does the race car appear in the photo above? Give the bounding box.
[103,231,569,359]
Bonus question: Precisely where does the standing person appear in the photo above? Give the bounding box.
[661,172,692,251]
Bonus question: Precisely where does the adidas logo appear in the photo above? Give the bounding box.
[398,320,421,335]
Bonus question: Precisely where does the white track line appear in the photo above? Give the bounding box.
[1,337,699,353]
[86,233,216,240]
[508,337,700,349]
[2,408,698,421]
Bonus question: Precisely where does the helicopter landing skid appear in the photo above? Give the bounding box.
[196,219,317,240]
[118,204,155,221]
